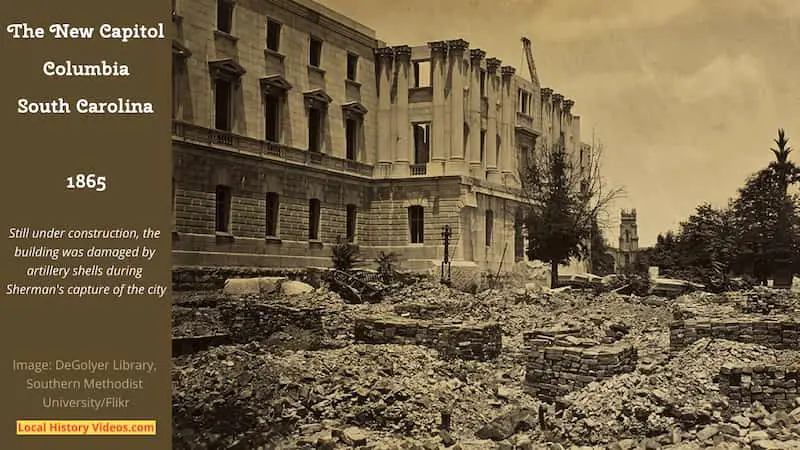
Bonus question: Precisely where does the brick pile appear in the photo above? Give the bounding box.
[669,317,800,352]
[719,364,800,411]
[353,315,502,361]
[523,328,637,403]
[219,301,324,344]
[740,288,800,315]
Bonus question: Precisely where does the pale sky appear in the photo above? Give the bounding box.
[319,0,800,246]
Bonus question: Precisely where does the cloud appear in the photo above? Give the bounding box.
[529,0,701,42]
[672,54,764,102]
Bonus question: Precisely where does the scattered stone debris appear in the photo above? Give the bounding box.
[171,273,800,449]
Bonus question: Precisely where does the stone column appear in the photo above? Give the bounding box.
[563,99,575,156]
[428,41,448,176]
[393,45,412,177]
[485,57,501,184]
[446,39,469,176]
[552,92,564,148]
[500,66,516,180]
[376,47,394,171]
[468,48,485,178]
[540,88,552,149]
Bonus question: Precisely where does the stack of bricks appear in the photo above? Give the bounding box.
[523,328,637,403]
[719,364,800,411]
[741,288,800,315]
[219,301,324,344]
[669,317,800,352]
[353,315,502,361]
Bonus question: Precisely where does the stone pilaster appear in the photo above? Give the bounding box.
[428,41,448,176]
[376,47,394,168]
[446,39,469,176]
[468,48,485,178]
[500,66,516,179]
[393,45,412,177]
[485,57,501,184]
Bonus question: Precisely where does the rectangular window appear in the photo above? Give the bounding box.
[217,0,233,34]
[408,206,424,244]
[265,192,279,237]
[413,123,431,164]
[413,61,431,87]
[345,118,358,160]
[347,53,358,81]
[308,198,321,240]
[485,210,494,246]
[265,94,280,142]
[214,78,232,131]
[309,37,323,67]
[266,20,281,52]
[215,185,231,233]
[346,204,357,242]
[308,107,322,153]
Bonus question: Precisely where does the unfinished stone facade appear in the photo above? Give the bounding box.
[171,0,591,273]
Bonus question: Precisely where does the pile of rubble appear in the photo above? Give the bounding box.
[171,271,800,449]
[739,287,800,315]
[547,338,800,446]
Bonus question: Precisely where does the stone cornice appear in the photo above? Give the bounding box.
[208,58,246,80]
[500,66,516,78]
[393,45,412,61]
[486,58,502,74]
[267,0,378,51]
[447,39,470,53]
[375,46,394,60]
[428,40,448,56]
[469,48,486,63]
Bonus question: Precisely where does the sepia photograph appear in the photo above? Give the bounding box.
[169,0,800,448]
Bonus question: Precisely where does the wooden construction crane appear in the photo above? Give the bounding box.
[521,37,540,86]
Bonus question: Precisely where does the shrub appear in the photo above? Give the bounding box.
[331,236,360,271]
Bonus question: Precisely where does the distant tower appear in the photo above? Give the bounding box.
[618,209,639,269]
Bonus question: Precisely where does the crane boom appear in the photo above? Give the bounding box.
[521,37,539,85]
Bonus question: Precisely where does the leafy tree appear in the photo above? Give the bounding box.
[519,136,623,287]
[768,129,797,287]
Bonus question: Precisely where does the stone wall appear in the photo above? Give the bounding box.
[353,315,501,361]
[719,365,800,412]
[219,301,324,344]
[523,329,637,403]
[669,318,800,352]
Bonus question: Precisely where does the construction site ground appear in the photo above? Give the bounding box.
[171,269,800,450]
